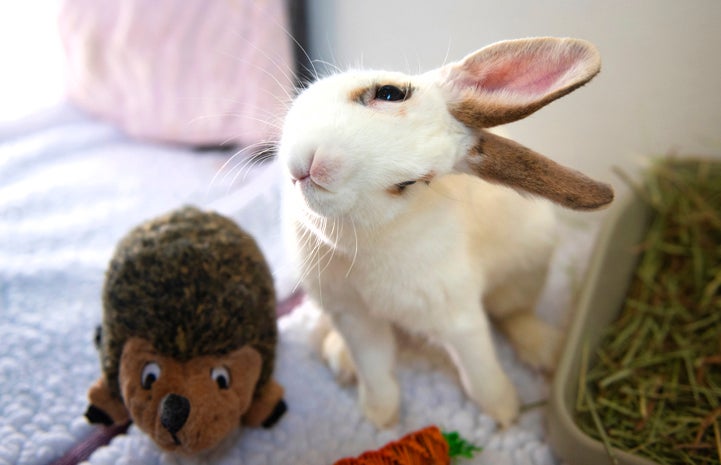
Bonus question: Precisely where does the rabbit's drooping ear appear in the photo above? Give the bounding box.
[441,37,601,128]
[467,130,614,211]
[437,37,613,210]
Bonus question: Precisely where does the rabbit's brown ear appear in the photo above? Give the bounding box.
[438,37,600,128]
[462,130,613,210]
[436,37,612,210]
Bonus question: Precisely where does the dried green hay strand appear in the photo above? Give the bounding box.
[575,158,721,464]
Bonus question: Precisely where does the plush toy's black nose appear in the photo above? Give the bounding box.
[160,393,190,434]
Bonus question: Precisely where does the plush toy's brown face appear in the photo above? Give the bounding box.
[119,337,262,454]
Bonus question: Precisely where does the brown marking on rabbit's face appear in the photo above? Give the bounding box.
[119,338,263,454]
[348,86,368,104]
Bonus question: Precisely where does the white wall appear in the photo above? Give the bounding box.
[305,0,721,193]
[0,1,65,122]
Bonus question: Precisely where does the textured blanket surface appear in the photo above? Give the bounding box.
[0,104,602,465]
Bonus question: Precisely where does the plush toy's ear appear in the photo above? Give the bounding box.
[86,377,130,426]
[241,378,287,428]
[441,37,601,128]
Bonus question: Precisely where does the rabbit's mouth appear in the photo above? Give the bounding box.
[291,174,339,216]
[292,173,330,193]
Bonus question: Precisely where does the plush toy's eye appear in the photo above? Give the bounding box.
[211,366,230,389]
[141,362,161,390]
[375,85,408,102]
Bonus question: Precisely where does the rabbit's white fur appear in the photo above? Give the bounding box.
[278,38,603,428]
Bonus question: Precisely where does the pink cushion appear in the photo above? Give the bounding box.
[59,0,295,146]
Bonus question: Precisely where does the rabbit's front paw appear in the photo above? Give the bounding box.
[484,385,520,428]
[471,373,519,428]
[359,377,400,428]
[521,324,562,373]
[500,313,563,373]
[322,329,356,385]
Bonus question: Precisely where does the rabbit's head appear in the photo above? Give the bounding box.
[278,37,612,226]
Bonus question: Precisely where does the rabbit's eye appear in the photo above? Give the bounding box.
[375,85,408,102]
[389,180,417,195]
[396,180,416,190]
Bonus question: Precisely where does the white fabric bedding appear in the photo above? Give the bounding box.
[0,103,602,465]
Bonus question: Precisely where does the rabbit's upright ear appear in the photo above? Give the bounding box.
[435,37,613,211]
[440,37,601,128]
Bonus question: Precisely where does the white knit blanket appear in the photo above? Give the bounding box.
[0,104,601,465]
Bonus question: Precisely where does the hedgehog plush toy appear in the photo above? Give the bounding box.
[85,206,286,454]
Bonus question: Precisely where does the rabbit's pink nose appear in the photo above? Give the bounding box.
[288,148,341,191]
[308,158,338,187]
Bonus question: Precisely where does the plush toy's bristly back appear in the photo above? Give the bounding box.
[100,206,277,399]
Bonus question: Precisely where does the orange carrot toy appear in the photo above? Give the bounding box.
[334,426,481,465]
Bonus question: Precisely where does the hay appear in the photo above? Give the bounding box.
[575,158,721,464]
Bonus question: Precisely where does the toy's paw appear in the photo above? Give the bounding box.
[261,399,288,428]
[85,404,114,426]
[243,379,286,428]
[322,329,356,385]
[359,377,400,429]
[86,377,130,425]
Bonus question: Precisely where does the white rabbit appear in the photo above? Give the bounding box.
[278,37,612,428]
